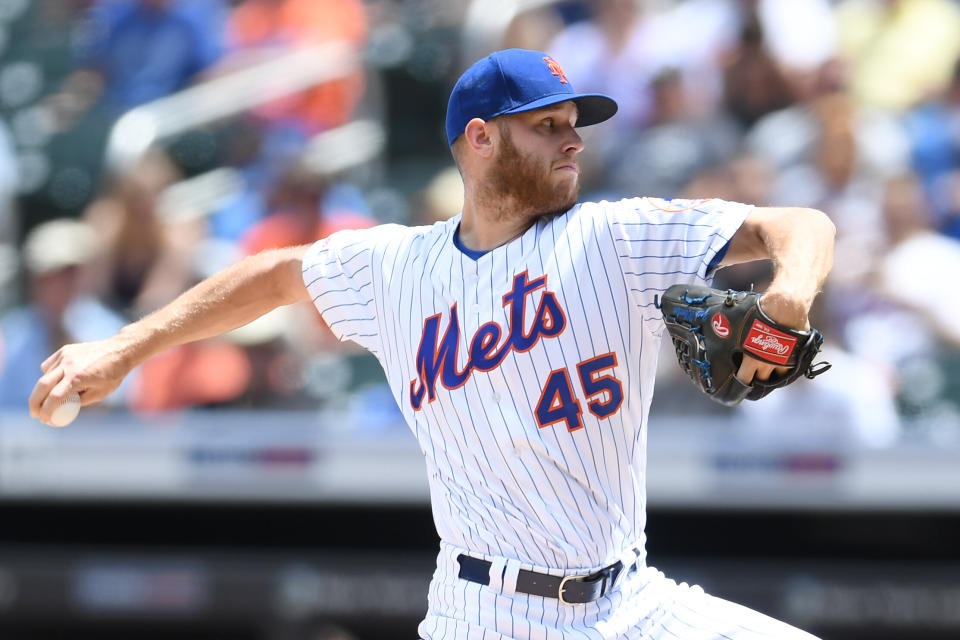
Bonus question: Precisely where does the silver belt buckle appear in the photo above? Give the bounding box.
[558,573,589,605]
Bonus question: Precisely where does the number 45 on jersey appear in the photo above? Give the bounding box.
[536,352,623,432]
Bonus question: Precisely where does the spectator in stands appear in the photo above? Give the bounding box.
[547,0,665,134]
[831,172,960,422]
[721,7,795,128]
[835,0,960,112]
[128,332,253,412]
[0,219,129,408]
[904,58,960,233]
[239,162,374,256]
[750,0,838,101]
[545,0,745,194]
[223,0,368,137]
[63,0,227,117]
[869,173,960,350]
[604,67,741,199]
[83,151,197,317]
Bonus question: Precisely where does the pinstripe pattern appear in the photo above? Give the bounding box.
[303,198,819,639]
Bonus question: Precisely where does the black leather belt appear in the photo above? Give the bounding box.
[457,554,633,605]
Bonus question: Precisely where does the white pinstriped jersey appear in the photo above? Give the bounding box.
[303,197,748,567]
[301,197,812,640]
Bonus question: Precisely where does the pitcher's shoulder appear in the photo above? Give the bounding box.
[323,218,452,250]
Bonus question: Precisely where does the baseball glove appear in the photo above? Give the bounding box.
[656,284,831,406]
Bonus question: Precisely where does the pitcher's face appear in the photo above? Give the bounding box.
[485,101,584,221]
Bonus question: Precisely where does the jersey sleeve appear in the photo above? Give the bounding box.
[605,197,753,313]
[301,227,384,356]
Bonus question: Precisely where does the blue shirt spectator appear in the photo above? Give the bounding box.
[0,221,131,408]
[78,0,227,111]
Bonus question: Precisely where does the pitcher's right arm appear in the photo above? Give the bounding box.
[30,245,312,423]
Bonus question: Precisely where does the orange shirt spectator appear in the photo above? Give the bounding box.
[226,0,368,133]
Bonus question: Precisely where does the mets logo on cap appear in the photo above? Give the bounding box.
[542,56,568,84]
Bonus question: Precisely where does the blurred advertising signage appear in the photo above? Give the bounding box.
[187,447,316,466]
[712,453,844,474]
[72,561,209,615]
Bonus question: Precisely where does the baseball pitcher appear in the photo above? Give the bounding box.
[31,49,835,639]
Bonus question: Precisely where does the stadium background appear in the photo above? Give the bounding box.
[1,0,959,638]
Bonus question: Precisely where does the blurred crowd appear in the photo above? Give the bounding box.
[0,0,959,448]
[0,0,384,418]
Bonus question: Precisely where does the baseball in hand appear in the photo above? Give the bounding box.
[47,392,81,427]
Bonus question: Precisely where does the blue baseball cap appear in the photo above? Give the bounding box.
[445,48,618,146]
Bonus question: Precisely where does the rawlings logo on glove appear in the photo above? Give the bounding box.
[744,320,796,362]
[711,314,731,338]
[655,284,831,406]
